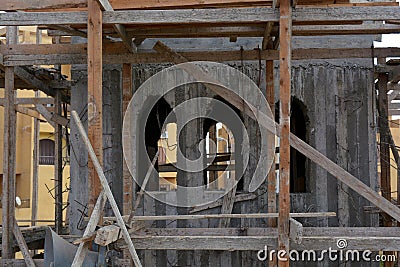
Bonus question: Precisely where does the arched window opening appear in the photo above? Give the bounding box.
[39,139,55,165]
[204,121,235,190]
[290,98,308,193]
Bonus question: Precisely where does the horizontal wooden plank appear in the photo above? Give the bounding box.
[100,212,336,222]
[115,235,400,251]
[2,0,86,11]
[0,259,44,267]
[132,227,400,237]
[0,7,399,26]
[0,98,54,105]
[2,0,274,11]
[45,23,400,39]
[4,0,397,11]
[3,47,400,66]
[110,0,272,10]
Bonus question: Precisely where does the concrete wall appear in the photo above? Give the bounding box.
[68,65,123,235]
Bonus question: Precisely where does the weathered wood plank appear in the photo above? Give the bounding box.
[190,192,257,213]
[5,47,400,66]
[87,0,103,213]
[122,63,133,216]
[0,7,399,26]
[94,225,121,246]
[54,90,63,233]
[102,212,337,222]
[278,0,291,265]
[2,26,18,260]
[129,227,400,237]
[95,0,134,52]
[2,0,86,11]
[115,235,400,251]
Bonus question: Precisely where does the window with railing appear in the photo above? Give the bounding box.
[39,139,55,165]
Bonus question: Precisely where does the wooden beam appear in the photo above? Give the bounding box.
[2,26,18,260]
[378,73,392,218]
[95,0,134,52]
[152,41,400,225]
[31,92,40,229]
[122,63,133,216]
[71,111,142,267]
[266,47,277,242]
[5,45,400,66]
[30,101,40,222]
[72,231,97,245]
[0,98,54,106]
[3,0,87,11]
[87,0,103,213]
[190,192,258,213]
[54,90,63,233]
[115,235,400,251]
[278,0,291,265]
[1,7,400,26]
[129,226,400,237]
[94,225,121,246]
[103,212,336,222]
[0,260,43,267]
[46,24,400,38]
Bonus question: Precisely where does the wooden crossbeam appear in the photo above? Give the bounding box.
[0,7,399,26]
[115,235,400,251]
[95,0,135,52]
[46,24,400,38]
[4,46,400,66]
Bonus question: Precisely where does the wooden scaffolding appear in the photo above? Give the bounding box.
[1,0,400,266]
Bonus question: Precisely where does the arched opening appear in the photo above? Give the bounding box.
[275,98,308,193]
[204,96,243,191]
[203,119,235,190]
[139,97,176,191]
[39,139,55,165]
[290,98,308,193]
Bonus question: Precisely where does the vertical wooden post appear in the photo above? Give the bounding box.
[88,0,103,212]
[122,63,133,216]
[31,29,41,227]
[278,0,292,265]
[54,89,63,233]
[378,71,395,267]
[122,63,133,264]
[2,26,18,259]
[378,72,391,220]
[266,59,276,227]
[266,55,277,267]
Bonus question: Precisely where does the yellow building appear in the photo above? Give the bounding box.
[0,27,70,226]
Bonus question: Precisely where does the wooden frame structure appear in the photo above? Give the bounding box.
[2,0,400,266]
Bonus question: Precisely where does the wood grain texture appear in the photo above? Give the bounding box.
[278,0,291,265]
[87,0,103,212]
